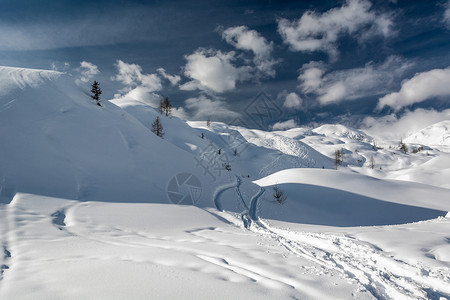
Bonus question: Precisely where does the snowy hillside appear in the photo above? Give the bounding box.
[0,66,222,205]
[1,66,450,299]
[313,124,373,143]
[405,120,450,149]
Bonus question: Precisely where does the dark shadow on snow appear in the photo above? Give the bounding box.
[257,183,447,227]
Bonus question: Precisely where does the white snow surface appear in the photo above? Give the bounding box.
[405,120,450,150]
[1,66,450,299]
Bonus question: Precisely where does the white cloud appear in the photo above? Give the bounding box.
[277,0,393,58]
[111,60,162,107]
[271,119,299,131]
[222,26,271,59]
[157,68,181,85]
[51,61,70,72]
[377,67,450,111]
[183,95,240,120]
[112,60,162,92]
[281,91,303,110]
[171,106,189,120]
[298,56,411,105]
[298,61,326,93]
[221,26,278,77]
[180,49,251,93]
[444,0,450,28]
[362,108,450,142]
[318,82,347,104]
[78,61,100,83]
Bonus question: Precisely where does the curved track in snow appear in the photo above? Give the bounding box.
[212,176,239,212]
[212,175,450,299]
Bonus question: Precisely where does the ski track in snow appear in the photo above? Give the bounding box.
[211,176,450,300]
[213,176,239,212]
[256,219,450,300]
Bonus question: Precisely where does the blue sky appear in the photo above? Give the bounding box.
[1,0,450,133]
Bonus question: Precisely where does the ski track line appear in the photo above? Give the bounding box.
[247,187,265,221]
[233,176,249,211]
[213,176,450,299]
[255,218,450,300]
[212,176,239,212]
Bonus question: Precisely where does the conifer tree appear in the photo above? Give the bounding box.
[152,116,164,138]
[399,139,408,153]
[158,97,172,116]
[158,99,164,115]
[334,149,344,169]
[163,96,172,116]
[90,81,102,106]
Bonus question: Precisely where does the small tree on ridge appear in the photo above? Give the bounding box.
[90,80,102,106]
[159,96,172,116]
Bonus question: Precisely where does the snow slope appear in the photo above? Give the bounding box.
[253,168,450,226]
[313,124,373,143]
[229,126,335,169]
[0,66,220,205]
[405,120,450,150]
[0,193,368,300]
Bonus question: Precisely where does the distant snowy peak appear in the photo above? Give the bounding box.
[0,66,62,96]
[313,124,373,143]
[405,120,450,146]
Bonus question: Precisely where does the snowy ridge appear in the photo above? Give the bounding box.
[313,124,373,143]
[0,66,62,95]
[233,127,334,168]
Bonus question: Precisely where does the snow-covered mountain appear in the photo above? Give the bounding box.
[1,66,450,299]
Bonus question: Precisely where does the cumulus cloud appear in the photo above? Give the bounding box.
[377,67,450,111]
[279,91,303,110]
[180,49,251,93]
[112,60,162,92]
[183,95,240,120]
[111,60,162,107]
[271,119,299,131]
[78,61,100,83]
[221,26,278,78]
[298,61,326,93]
[362,108,450,142]
[277,0,393,58]
[298,56,411,105]
[171,106,189,120]
[157,68,181,85]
